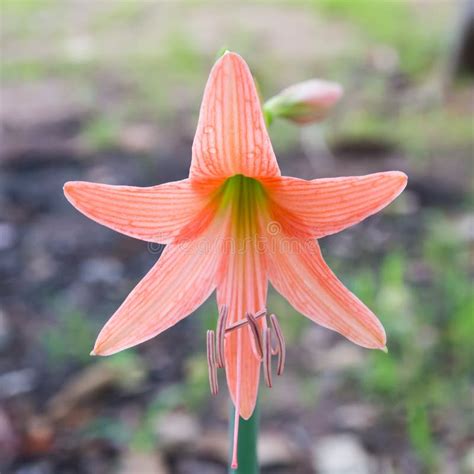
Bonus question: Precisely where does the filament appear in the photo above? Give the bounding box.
[216,305,228,368]
[225,308,266,333]
[263,327,273,388]
[246,312,264,359]
[270,314,286,376]
[206,330,218,395]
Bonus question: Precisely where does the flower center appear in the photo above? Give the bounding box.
[217,174,268,238]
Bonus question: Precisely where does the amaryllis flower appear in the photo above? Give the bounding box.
[64,52,406,438]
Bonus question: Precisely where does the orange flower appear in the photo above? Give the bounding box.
[64,52,406,423]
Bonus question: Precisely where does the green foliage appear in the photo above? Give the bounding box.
[91,1,145,31]
[355,212,473,469]
[183,354,213,411]
[41,308,98,366]
[265,119,300,155]
[82,416,131,445]
[129,353,212,451]
[0,60,49,82]
[121,29,205,122]
[325,58,474,159]
[197,299,219,335]
[267,290,309,344]
[81,117,121,150]
[350,269,377,306]
[407,402,437,467]
[297,377,321,408]
[316,0,444,75]
[130,421,156,453]
[103,351,147,391]
[0,59,97,83]
[130,384,187,452]
[332,107,474,159]
[161,30,203,78]
[423,213,474,374]
[365,351,399,395]
[1,0,55,15]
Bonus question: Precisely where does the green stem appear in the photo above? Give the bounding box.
[228,400,259,474]
[263,105,273,128]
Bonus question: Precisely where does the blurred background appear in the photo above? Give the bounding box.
[0,1,473,473]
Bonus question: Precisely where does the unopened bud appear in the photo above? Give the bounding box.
[264,79,343,125]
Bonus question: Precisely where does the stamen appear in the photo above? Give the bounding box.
[270,314,286,376]
[246,312,263,359]
[216,305,228,368]
[225,308,266,333]
[263,327,273,388]
[206,330,218,395]
[205,307,286,444]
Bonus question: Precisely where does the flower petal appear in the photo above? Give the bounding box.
[266,234,386,349]
[64,179,214,244]
[217,230,267,420]
[92,226,222,356]
[264,172,407,239]
[191,52,280,180]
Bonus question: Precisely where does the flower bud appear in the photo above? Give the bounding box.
[264,79,343,125]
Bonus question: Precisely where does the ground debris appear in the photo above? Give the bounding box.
[312,434,374,474]
[259,432,307,470]
[21,416,55,457]
[118,449,169,474]
[154,411,200,452]
[47,360,145,422]
[0,369,36,399]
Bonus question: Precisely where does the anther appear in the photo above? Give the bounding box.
[206,330,219,395]
[263,327,273,388]
[225,308,266,333]
[270,314,286,376]
[216,305,228,368]
[246,312,263,360]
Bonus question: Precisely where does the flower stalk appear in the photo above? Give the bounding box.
[229,401,259,474]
